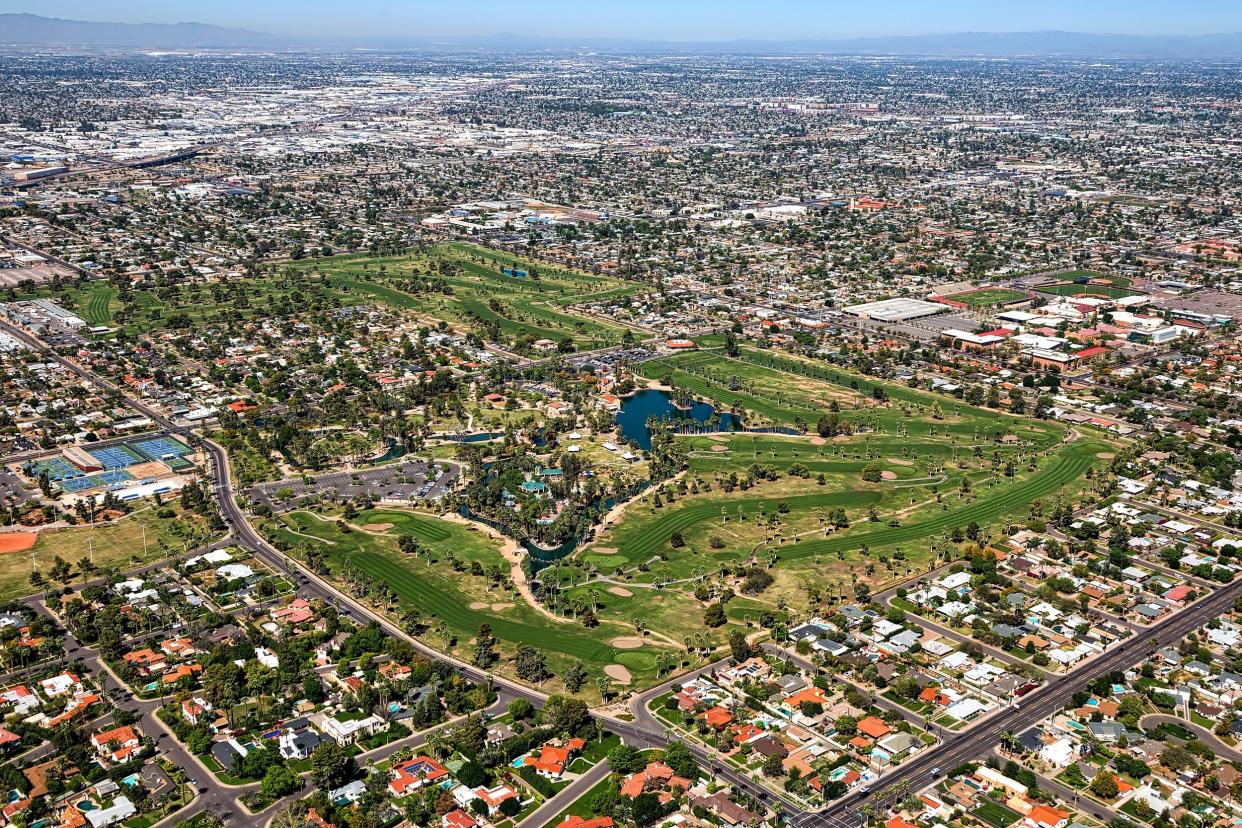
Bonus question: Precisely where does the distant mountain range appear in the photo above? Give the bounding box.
[0,13,271,49]
[3,13,1242,57]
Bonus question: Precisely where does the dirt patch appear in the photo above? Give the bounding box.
[362,523,394,532]
[880,471,898,481]
[1097,452,1116,460]
[0,532,37,554]
[887,457,914,466]
[711,444,728,453]
[607,586,634,597]
[605,664,633,684]
[468,602,488,610]
[491,603,514,611]
[809,436,827,446]
[611,637,644,649]
[591,547,618,555]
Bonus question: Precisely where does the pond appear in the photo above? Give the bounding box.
[615,388,738,450]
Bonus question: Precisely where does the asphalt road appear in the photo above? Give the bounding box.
[797,565,1242,826]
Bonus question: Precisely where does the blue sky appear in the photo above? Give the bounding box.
[8,0,1242,40]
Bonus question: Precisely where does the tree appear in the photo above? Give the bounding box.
[507,698,534,721]
[763,753,786,777]
[473,624,497,668]
[499,797,522,818]
[1089,772,1119,800]
[514,644,550,683]
[563,662,588,694]
[662,741,697,779]
[728,629,751,662]
[542,694,590,735]
[608,744,646,775]
[704,603,727,627]
[261,764,301,799]
[309,742,356,792]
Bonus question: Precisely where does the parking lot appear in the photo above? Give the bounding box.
[247,458,460,511]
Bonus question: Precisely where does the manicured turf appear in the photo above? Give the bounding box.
[289,242,644,347]
[974,799,1022,828]
[782,439,1102,561]
[639,346,1067,447]
[271,510,661,687]
[1035,282,1144,299]
[945,287,1029,307]
[608,486,886,561]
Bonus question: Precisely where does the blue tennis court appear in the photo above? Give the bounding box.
[86,444,144,470]
[58,470,134,492]
[131,436,191,460]
[28,458,83,482]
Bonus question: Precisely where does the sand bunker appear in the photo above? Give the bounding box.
[491,603,514,611]
[607,586,634,598]
[809,436,827,446]
[591,547,618,555]
[362,523,394,532]
[1097,452,1115,460]
[832,435,851,443]
[887,458,914,466]
[0,533,37,555]
[611,637,644,649]
[468,602,488,610]
[605,664,633,683]
[880,471,899,481]
[711,445,729,453]
[709,435,730,443]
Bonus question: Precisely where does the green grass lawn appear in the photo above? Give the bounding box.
[267,508,664,695]
[1035,282,1144,299]
[947,287,1030,307]
[288,242,645,348]
[974,799,1022,828]
[1,503,218,602]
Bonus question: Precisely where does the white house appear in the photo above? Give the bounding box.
[1039,736,1077,768]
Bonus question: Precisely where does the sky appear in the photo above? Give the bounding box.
[6,0,1242,41]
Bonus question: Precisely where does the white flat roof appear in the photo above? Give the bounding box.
[843,297,947,321]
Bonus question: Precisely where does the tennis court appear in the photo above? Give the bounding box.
[59,470,134,492]
[28,457,83,482]
[131,436,191,460]
[86,444,145,470]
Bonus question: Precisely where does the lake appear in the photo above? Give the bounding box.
[615,388,737,450]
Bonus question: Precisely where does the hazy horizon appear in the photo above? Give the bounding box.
[2,0,1241,42]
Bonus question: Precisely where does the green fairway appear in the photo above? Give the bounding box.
[781,438,1103,562]
[638,346,1067,447]
[288,242,645,349]
[268,509,670,694]
[606,485,887,565]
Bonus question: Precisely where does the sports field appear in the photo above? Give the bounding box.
[1035,282,1145,299]
[945,287,1029,307]
[0,505,214,601]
